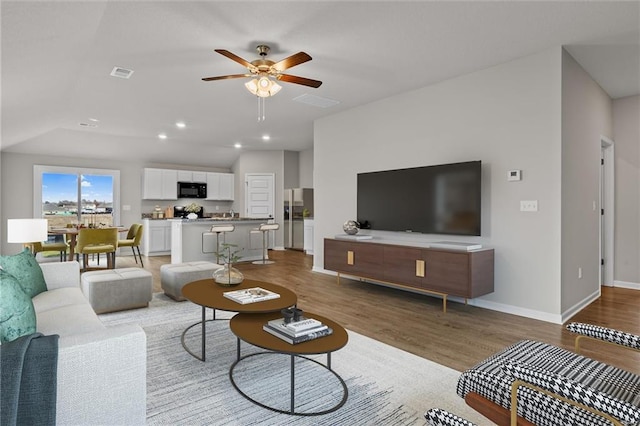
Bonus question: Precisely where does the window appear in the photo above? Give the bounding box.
[34,165,120,229]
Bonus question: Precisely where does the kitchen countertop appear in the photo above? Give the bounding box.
[169,217,271,222]
[143,217,271,221]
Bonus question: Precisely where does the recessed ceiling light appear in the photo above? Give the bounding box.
[262,135,270,141]
[79,122,97,128]
[158,133,167,140]
[234,143,242,149]
[88,117,100,122]
[176,121,186,128]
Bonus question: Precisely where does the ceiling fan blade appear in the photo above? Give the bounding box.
[202,74,249,82]
[272,52,312,71]
[214,49,254,69]
[277,74,323,88]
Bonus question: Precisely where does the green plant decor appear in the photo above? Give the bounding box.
[213,243,244,286]
[184,203,201,213]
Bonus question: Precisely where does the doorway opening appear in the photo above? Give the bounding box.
[600,137,615,287]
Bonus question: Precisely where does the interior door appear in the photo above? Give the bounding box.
[245,173,274,219]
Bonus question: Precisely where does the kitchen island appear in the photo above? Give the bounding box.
[169,218,273,264]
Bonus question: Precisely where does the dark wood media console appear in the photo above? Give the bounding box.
[324,238,494,312]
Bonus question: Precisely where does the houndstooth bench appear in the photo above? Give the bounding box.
[457,323,640,426]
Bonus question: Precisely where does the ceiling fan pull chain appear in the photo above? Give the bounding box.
[257,96,266,122]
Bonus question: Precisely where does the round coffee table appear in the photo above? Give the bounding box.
[181,279,297,361]
[229,311,349,416]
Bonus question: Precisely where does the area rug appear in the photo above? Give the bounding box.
[99,293,490,425]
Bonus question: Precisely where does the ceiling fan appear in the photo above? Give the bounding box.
[202,44,322,97]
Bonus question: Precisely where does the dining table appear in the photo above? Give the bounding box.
[48,226,128,262]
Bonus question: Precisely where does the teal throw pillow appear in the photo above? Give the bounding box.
[0,248,47,298]
[0,269,37,343]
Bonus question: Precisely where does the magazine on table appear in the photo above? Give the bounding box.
[223,287,280,304]
[267,317,328,337]
[263,323,333,344]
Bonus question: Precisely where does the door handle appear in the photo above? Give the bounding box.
[416,259,425,277]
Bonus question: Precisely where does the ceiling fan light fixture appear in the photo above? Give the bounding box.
[245,76,281,98]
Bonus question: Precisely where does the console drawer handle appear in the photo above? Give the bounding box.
[347,250,354,265]
[416,259,425,277]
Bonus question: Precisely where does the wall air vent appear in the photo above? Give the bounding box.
[292,94,340,108]
[110,66,134,79]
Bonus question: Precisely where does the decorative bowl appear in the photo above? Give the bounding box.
[343,220,360,235]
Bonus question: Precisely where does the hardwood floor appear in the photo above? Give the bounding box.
[118,249,640,373]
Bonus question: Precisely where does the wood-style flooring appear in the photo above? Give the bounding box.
[116,249,640,373]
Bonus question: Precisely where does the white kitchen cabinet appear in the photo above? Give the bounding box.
[219,173,234,200]
[177,171,192,182]
[177,170,207,183]
[205,172,234,201]
[141,219,171,256]
[192,171,207,183]
[143,168,178,200]
[205,173,221,200]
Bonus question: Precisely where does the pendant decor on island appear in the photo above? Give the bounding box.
[213,243,244,286]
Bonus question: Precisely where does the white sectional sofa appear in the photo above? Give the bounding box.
[34,261,147,425]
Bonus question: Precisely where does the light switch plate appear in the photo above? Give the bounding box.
[520,200,538,212]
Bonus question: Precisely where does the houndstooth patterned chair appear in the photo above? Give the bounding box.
[424,408,477,426]
[457,323,640,426]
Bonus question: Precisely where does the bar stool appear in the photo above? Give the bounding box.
[202,224,235,263]
[251,223,279,265]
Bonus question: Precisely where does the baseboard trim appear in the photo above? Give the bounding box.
[560,288,601,324]
[614,280,640,290]
[467,298,563,324]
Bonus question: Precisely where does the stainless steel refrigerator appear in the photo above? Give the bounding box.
[283,188,313,250]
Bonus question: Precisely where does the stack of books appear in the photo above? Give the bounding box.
[223,287,280,304]
[263,317,333,344]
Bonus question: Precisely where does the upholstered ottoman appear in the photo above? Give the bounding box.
[160,261,222,301]
[81,268,153,314]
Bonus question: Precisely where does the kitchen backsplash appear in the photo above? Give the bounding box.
[141,200,233,219]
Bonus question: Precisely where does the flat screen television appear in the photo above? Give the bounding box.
[357,161,481,236]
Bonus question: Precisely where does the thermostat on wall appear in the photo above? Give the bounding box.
[508,170,522,181]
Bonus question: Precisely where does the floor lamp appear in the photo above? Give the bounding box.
[7,218,48,255]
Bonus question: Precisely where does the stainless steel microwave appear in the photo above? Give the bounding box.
[177,181,207,198]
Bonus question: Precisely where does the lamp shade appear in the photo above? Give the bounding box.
[245,76,282,98]
[7,219,48,244]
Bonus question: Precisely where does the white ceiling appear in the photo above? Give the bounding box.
[2,1,638,169]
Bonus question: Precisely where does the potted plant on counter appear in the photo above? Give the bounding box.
[213,243,244,286]
[184,203,201,219]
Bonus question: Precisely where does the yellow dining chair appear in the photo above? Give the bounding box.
[75,228,118,271]
[118,224,144,267]
[32,240,68,262]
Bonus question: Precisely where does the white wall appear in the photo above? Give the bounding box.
[613,95,640,287]
[283,151,299,190]
[560,49,613,316]
[299,149,314,188]
[314,47,565,322]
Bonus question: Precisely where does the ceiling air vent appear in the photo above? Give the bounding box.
[292,94,340,108]
[110,66,134,79]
